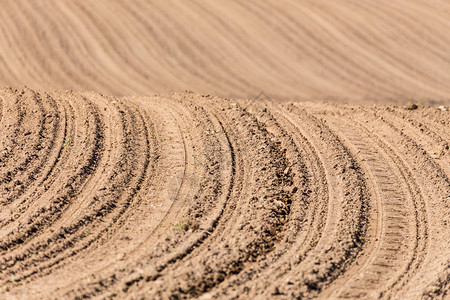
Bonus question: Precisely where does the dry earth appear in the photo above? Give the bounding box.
[1,0,450,104]
[0,1,449,300]
[0,88,448,299]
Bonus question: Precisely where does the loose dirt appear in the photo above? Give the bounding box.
[0,89,448,299]
[1,1,450,299]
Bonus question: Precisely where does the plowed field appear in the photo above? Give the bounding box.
[1,1,450,104]
[0,89,448,299]
[1,1,450,299]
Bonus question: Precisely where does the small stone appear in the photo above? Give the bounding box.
[272,287,282,295]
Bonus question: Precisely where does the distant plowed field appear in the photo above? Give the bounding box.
[1,1,450,103]
[0,88,448,299]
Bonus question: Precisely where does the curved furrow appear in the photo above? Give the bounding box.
[0,90,448,298]
[372,108,449,178]
[0,93,113,294]
[33,96,191,299]
[0,94,105,261]
[394,107,450,144]
[0,27,20,84]
[0,93,107,296]
[113,3,190,93]
[240,103,371,299]
[0,92,71,230]
[0,92,75,234]
[91,1,169,92]
[349,1,450,70]
[72,0,174,95]
[23,94,231,299]
[61,2,147,94]
[235,0,387,98]
[311,2,450,97]
[200,101,329,298]
[180,1,301,96]
[271,0,408,98]
[314,111,428,299]
[125,101,298,299]
[129,1,248,96]
[86,94,237,299]
[0,94,154,287]
[0,91,61,209]
[7,1,72,89]
[16,1,93,91]
[339,106,449,299]
[29,1,121,93]
[155,1,261,95]
[49,2,140,95]
[0,89,49,200]
[0,3,52,87]
[0,89,26,173]
[300,3,444,99]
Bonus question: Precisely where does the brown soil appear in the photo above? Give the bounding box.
[0,88,447,299]
[1,1,450,299]
[1,1,450,104]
